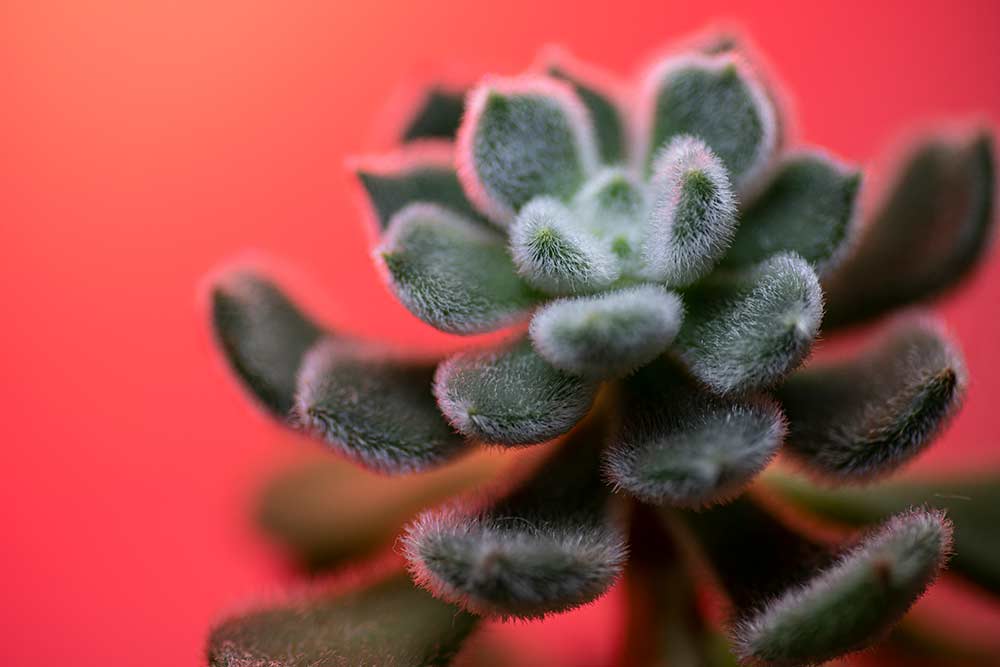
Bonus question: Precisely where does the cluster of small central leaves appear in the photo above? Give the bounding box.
[207,34,996,667]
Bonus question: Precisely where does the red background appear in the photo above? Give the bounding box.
[3,1,1000,665]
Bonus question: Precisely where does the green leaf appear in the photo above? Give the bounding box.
[509,196,619,295]
[733,509,951,667]
[377,203,540,334]
[207,573,478,667]
[354,144,487,231]
[295,339,470,474]
[824,131,996,329]
[765,471,1000,595]
[257,450,514,572]
[604,359,784,507]
[434,337,598,445]
[777,318,966,481]
[678,498,951,667]
[404,407,627,619]
[675,253,823,394]
[401,86,467,143]
[721,151,862,275]
[210,270,323,417]
[540,47,627,163]
[571,168,649,277]
[529,285,684,379]
[639,52,777,188]
[642,135,738,286]
[457,76,598,223]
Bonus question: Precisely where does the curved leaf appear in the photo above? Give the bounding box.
[642,135,738,286]
[529,285,684,379]
[675,253,823,394]
[510,196,619,295]
[824,131,996,329]
[638,52,778,188]
[457,76,598,223]
[678,498,951,667]
[207,573,478,667]
[295,339,470,474]
[777,318,966,481]
[404,407,627,619]
[434,337,598,445]
[722,151,861,275]
[605,360,784,507]
[210,270,323,417]
[733,510,951,667]
[377,203,540,334]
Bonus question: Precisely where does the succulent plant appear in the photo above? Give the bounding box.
[206,29,998,667]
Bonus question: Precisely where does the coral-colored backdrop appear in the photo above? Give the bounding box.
[3,1,1000,665]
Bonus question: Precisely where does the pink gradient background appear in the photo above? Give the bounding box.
[3,1,1000,665]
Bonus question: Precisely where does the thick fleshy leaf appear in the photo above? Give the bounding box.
[404,407,627,619]
[777,318,966,481]
[434,337,598,445]
[732,510,951,667]
[529,285,684,379]
[207,573,478,667]
[377,203,540,334]
[258,449,517,572]
[824,131,996,329]
[766,471,1000,595]
[210,271,323,417]
[642,135,738,286]
[604,360,784,507]
[295,339,470,474]
[675,253,823,394]
[722,151,862,275]
[401,86,467,143]
[678,498,951,667]
[572,168,649,276]
[509,197,619,295]
[539,47,627,164]
[457,76,598,223]
[353,144,486,231]
[638,53,778,189]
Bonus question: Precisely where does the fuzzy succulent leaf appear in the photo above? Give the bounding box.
[529,285,684,379]
[295,339,470,474]
[675,253,823,394]
[824,131,996,329]
[509,196,620,294]
[434,337,598,445]
[543,58,626,164]
[639,53,777,188]
[404,409,627,619]
[679,498,951,667]
[377,203,540,334]
[642,135,738,285]
[457,77,598,223]
[733,510,951,667]
[401,87,467,143]
[257,451,511,572]
[777,318,966,482]
[766,471,1000,596]
[605,360,784,507]
[355,149,487,230]
[722,152,862,274]
[207,574,478,667]
[210,271,323,417]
